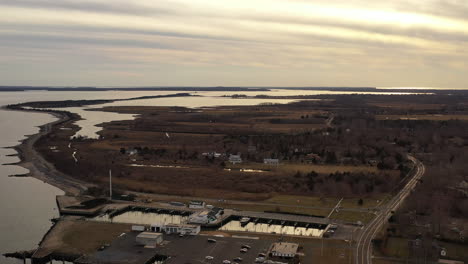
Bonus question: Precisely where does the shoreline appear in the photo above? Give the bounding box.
[2,106,90,196]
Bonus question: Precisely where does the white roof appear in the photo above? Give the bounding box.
[270,242,299,255]
[137,232,163,239]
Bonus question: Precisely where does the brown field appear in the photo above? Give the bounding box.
[227,162,379,174]
[36,100,410,202]
[37,220,131,256]
[330,211,376,224]
[376,114,468,121]
[377,237,468,262]
[369,102,446,110]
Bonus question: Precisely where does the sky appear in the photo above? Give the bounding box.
[1,0,467,87]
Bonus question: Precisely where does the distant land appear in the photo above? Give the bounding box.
[0,86,270,92]
[0,86,467,94]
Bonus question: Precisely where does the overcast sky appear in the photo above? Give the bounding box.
[1,0,467,87]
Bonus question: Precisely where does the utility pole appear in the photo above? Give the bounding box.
[321,237,324,257]
[109,168,112,200]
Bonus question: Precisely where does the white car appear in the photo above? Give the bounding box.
[255,257,265,263]
[223,260,232,264]
[205,256,214,260]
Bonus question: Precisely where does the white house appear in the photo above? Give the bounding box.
[248,146,257,153]
[263,158,279,165]
[189,200,206,209]
[229,154,242,164]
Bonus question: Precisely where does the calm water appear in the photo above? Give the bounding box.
[0,88,436,262]
[0,106,63,264]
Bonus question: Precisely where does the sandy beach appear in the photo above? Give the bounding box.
[4,107,90,196]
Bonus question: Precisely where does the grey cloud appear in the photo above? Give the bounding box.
[393,0,468,21]
[0,31,176,51]
[0,0,173,16]
[292,0,468,21]
[232,13,468,44]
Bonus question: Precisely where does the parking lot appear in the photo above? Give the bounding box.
[161,234,273,264]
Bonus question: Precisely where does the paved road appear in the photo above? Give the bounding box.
[355,155,425,264]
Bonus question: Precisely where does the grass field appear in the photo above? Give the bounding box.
[36,219,131,257]
[227,162,378,174]
[379,237,468,261]
[369,103,446,110]
[61,221,131,255]
[330,211,376,224]
[376,114,468,121]
[265,195,340,207]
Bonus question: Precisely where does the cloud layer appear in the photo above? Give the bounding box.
[1,0,467,87]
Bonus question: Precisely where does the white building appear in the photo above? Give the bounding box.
[202,152,222,158]
[269,242,299,258]
[188,207,224,224]
[189,200,206,209]
[248,146,257,153]
[263,158,279,165]
[229,154,242,164]
[136,232,163,247]
[150,223,200,235]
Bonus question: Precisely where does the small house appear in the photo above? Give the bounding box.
[189,200,206,209]
[263,158,279,165]
[248,146,257,153]
[305,153,322,163]
[229,154,242,164]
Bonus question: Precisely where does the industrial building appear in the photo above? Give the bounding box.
[188,207,224,224]
[269,242,299,258]
[150,223,200,235]
[135,232,163,248]
[188,200,206,209]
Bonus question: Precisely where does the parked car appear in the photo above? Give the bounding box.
[255,257,265,263]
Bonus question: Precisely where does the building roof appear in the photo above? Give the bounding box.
[270,242,299,255]
[438,259,464,264]
[163,223,199,229]
[234,210,329,225]
[458,181,468,189]
[209,207,223,216]
[137,232,163,239]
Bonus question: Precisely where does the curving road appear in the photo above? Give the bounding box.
[355,155,425,264]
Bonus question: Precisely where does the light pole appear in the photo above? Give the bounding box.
[109,168,112,200]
